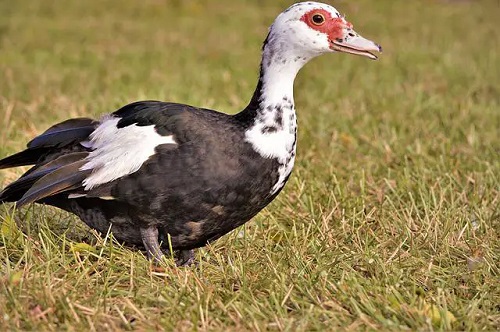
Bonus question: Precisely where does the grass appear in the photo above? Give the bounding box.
[0,0,498,330]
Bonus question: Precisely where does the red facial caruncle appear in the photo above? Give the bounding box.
[300,9,353,42]
[300,7,381,60]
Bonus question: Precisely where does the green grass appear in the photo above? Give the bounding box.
[1,0,499,330]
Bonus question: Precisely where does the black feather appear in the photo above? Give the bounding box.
[23,152,89,176]
[28,121,95,149]
[0,118,95,170]
[0,152,89,202]
[0,148,46,169]
[40,118,95,136]
[17,160,91,207]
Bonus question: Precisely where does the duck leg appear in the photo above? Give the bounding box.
[175,249,196,267]
[140,226,164,262]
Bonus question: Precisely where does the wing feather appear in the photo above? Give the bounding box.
[0,152,89,202]
[17,160,91,207]
[0,117,95,170]
[28,118,95,149]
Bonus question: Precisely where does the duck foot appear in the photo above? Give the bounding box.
[140,227,196,266]
[140,226,164,263]
[175,249,196,267]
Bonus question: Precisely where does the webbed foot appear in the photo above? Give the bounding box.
[175,249,196,267]
[140,226,164,263]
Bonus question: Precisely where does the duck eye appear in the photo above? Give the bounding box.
[311,14,325,25]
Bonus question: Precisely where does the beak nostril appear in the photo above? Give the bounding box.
[377,44,383,52]
[348,33,355,37]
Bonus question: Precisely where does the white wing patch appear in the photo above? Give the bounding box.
[80,115,176,190]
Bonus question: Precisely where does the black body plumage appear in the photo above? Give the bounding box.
[0,101,282,262]
[73,102,282,250]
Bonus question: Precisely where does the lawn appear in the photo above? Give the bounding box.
[0,0,498,330]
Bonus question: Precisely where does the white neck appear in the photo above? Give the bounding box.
[241,36,316,194]
[259,44,308,106]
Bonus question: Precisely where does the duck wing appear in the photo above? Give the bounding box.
[0,101,212,206]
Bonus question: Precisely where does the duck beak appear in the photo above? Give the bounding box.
[330,31,382,60]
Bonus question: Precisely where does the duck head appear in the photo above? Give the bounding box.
[266,2,382,62]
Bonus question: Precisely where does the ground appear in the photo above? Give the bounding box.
[0,0,499,330]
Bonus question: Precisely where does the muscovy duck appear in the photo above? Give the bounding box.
[0,2,381,265]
